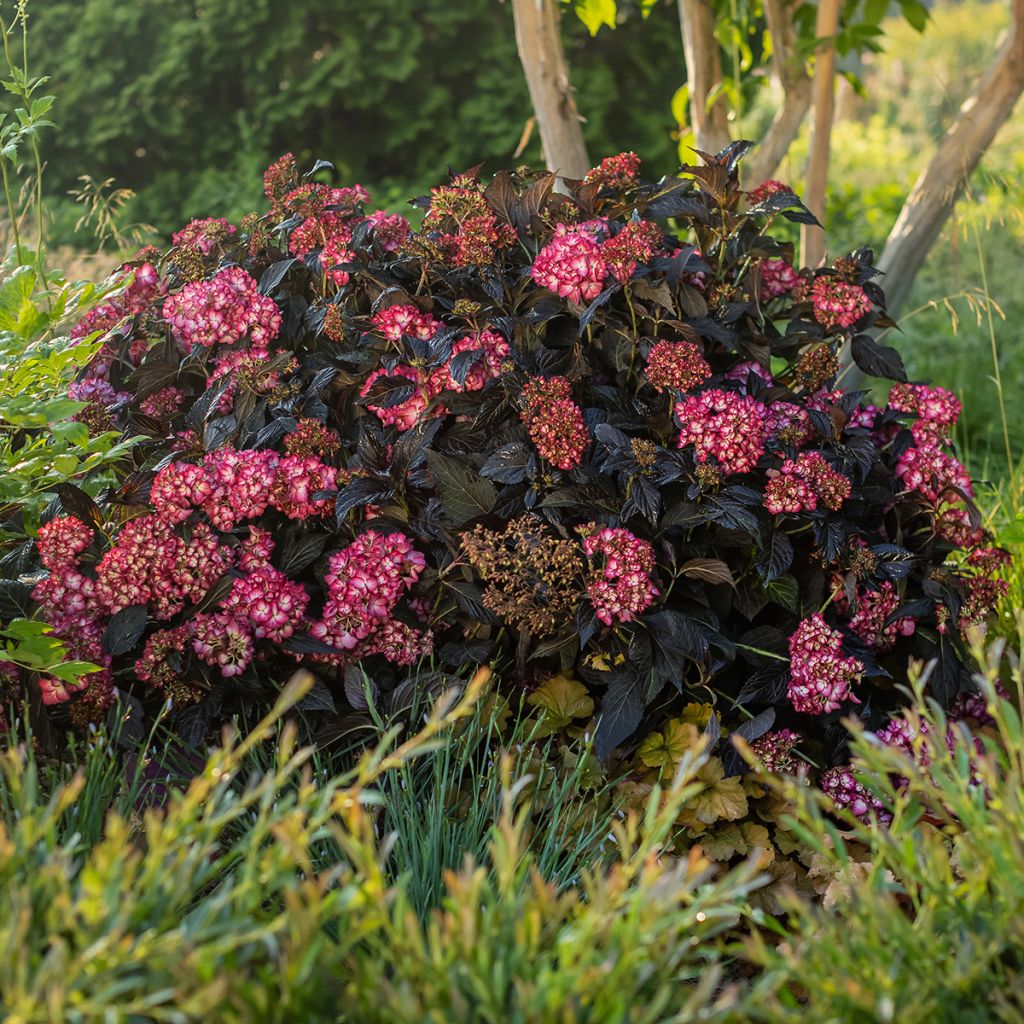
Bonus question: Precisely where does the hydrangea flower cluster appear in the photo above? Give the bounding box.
[818,765,892,824]
[222,565,309,642]
[162,266,281,352]
[520,376,591,470]
[758,258,800,299]
[747,179,790,204]
[371,302,441,343]
[366,209,411,252]
[309,531,429,661]
[70,261,163,345]
[140,386,185,422]
[763,451,851,515]
[585,151,641,189]
[602,220,663,282]
[889,382,961,439]
[582,526,659,626]
[287,184,369,285]
[835,580,916,651]
[788,614,864,715]
[895,437,973,505]
[360,366,430,432]
[172,217,237,254]
[751,729,802,773]
[531,223,608,305]
[676,389,766,476]
[421,177,518,268]
[36,515,93,571]
[644,340,711,394]
[809,277,873,330]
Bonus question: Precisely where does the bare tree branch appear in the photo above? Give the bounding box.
[677,0,732,156]
[800,0,841,269]
[876,0,1024,316]
[743,0,811,188]
[512,0,590,181]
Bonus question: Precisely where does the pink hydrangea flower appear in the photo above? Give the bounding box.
[888,382,961,437]
[788,613,863,715]
[366,619,435,665]
[270,455,338,519]
[191,612,254,677]
[835,580,915,651]
[430,329,509,394]
[644,340,710,394]
[600,220,662,282]
[172,217,237,254]
[819,765,891,824]
[371,303,441,343]
[309,531,426,655]
[361,365,430,432]
[810,277,872,331]
[222,565,309,642]
[36,516,92,572]
[531,223,608,305]
[585,151,641,189]
[520,376,590,470]
[751,729,802,773]
[583,526,659,626]
[764,451,851,515]
[135,626,190,687]
[162,266,281,352]
[140,386,185,422]
[676,389,766,476]
[367,209,411,252]
[758,258,799,298]
[748,179,791,204]
[895,438,972,505]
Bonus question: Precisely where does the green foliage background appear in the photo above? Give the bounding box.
[32,0,684,235]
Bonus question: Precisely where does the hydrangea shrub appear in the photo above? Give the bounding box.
[16,143,1008,777]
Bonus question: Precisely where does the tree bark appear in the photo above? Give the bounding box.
[876,0,1024,316]
[511,0,590,180]
[842,0,1024,388]
[800,0,841,269]
[743,0,811,188]
[677,0,732,156]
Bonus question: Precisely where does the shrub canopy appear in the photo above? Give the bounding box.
[15,144,1008,768]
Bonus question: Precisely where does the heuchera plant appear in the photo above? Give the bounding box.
[11,144,1009,793]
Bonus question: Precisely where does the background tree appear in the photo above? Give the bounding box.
[512,0,591,178]
[552,0,1024,321]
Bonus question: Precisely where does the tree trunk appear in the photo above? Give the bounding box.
[876,2,1024,316]
[800,0,841,269]
[677,0,732,156]
[743,0,811,189]
[511,0,590,180]
[842,0,1024,387]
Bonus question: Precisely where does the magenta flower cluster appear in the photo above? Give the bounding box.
[162,266,281,353]
[309,531,430,664]
[582,526,659,626]
[808,277,873,330]
[787,613,864,715]
[644,340,711,394]
[763,451,851,515]
[819,765,892,824]
[675,389,766,476]
[520,376,591,471]
[531,222,609,305]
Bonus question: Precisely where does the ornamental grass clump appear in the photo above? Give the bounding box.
[9,142,1008,775]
